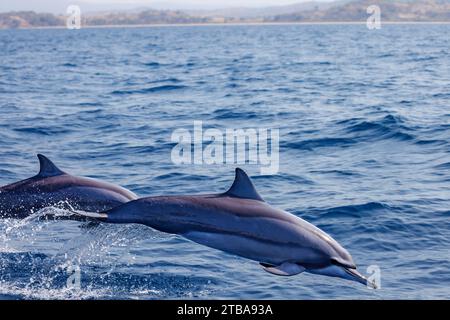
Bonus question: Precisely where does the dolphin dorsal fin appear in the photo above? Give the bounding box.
[223,168,264,201]
[37,154,65,177]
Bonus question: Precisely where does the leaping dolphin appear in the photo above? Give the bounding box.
[79,168,375,288]
[0,154,137,219]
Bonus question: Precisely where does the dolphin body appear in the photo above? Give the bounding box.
[80,168,375,288]
[0,154,137,219]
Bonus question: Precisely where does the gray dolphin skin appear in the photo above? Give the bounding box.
[80,168,376,288]
[0,154,137,219]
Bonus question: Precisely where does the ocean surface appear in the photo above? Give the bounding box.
[0,24,449,299]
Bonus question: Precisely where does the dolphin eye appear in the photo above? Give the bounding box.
[330,258,341,266]
[330,258,348,268]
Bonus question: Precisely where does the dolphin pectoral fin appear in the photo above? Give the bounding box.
[260,262,305,276]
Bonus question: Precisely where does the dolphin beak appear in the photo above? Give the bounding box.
[72,210,108,220]
[344,267,377,289]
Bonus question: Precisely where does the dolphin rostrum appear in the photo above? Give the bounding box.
[0,154,137,219]
[79,168,376,288]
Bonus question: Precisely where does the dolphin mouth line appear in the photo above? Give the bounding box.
[344,267,377,289]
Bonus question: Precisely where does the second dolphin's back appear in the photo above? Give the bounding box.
[0,155,137,218]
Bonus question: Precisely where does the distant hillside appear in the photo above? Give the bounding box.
[0,0,449,29]
[0,9,207,28]
[185,1,351,19]
[267,0,450,22]
[0,11,63,28]
[85,9,208,26]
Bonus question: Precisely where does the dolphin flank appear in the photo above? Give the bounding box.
[0,154,137,219]
[79,168,376,288]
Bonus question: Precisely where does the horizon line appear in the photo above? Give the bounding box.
[2,21,449,31]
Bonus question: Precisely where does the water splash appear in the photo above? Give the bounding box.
[0,207,173,299]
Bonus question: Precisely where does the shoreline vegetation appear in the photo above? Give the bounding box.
[0,0,449,29]
[4,21,450,31]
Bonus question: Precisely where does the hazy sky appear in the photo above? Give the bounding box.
[0,0,335,13]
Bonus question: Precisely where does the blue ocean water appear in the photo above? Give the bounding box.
[0,24,449,299]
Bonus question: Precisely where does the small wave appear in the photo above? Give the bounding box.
[291,61,332,66]
[415,139,448,146]
[123,145,157,154]
[142,61,161,67]
[148,77,181,84]
[313,202,392,219]
[432,93,450,99]
[408,55,437,62]
[251,173,314,185]
[0,65,18,71]
[154,172,210,181]
[285,137,355,150]
[338,115,450,146]
[13,126,71,136]
[212,109,258,120]
[61,63,77,67]
[111,85,187,95]
[339,114,403,126]
[309,169,362,177]
[226,83,240,89]
[0,168,13,176]
[434,162,450,169]
[378,53,394,58]
[76,102,103,107]
[340,114,415,142]
[76,108,103,115]
[0,103,19,112]
[344,114,405,131]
